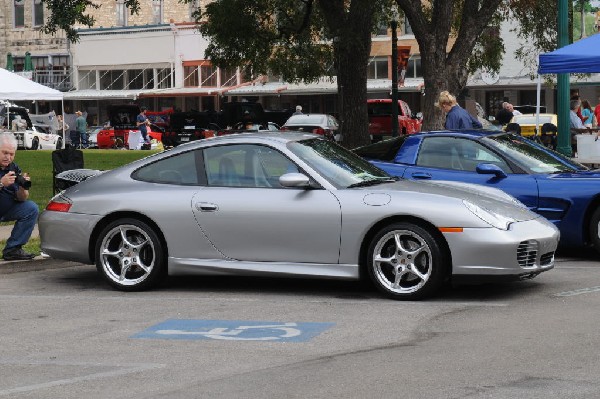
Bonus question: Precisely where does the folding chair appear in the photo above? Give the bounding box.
[52,147,84,194]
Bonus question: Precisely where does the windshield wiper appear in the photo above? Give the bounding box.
[347,177,398,188]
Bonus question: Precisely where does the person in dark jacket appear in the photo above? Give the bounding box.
[495,102,514,126]
[437,91,482,130]
[0,133,37,260]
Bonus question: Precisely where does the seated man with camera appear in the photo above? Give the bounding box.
[0,133,38,260]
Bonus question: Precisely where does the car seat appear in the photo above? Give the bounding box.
[251,153,271,187]
[218,157,240,186]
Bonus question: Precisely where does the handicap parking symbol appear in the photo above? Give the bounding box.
[132,319,335,342]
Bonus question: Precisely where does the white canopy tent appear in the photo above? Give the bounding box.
[0,67,65,146]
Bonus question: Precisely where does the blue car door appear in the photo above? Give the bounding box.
[400,136,540,211]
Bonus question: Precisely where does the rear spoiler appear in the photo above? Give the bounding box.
[55,169,104,189]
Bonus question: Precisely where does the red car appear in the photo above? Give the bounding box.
[97,105,163,149]
[367,99,422,140]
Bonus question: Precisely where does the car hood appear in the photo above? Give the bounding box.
[366,178,536,222]
[550,170,600,178]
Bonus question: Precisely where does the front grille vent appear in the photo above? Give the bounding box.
[517,240,538,268]
[540,252,555,266]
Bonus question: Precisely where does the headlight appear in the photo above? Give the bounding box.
[463,200,514,230]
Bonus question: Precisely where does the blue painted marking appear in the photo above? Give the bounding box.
[132,319,335,342]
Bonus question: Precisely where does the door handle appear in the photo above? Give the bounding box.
[195,202,218,212]
[411,172,432,179]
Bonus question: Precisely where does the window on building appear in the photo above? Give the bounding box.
[156,67,172,89]
[403,16,413,35]
[200,65,217,87]
[220,68,237,86]
[405,56,422,78]
[33,0,44,26]
[99,70,125,90]
[78,70,97,90]
[184,66,199,87]
[52,55,69,70]
[14,0,25,28]
[116,0,127,26]
[152,0,163,24]
[127,69,145,89]
[144,69,155,89]
[367,57,389,80]
[373,20,388,36]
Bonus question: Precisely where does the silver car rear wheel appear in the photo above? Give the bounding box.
[96,219,165,291]
[368,222,447,300]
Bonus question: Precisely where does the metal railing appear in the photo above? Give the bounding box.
[33,70,72,91]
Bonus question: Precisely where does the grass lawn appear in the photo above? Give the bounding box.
[1,149,160,257]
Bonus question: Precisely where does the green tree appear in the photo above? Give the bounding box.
[198,0,382,148]
[395,1,505,129]
[40,0,566,140]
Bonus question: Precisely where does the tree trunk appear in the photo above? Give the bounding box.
[319,0,376,149]
[396,0,503,130]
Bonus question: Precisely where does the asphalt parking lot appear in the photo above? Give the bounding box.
[1,251,600,399]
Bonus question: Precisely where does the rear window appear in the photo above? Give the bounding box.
[353,137,407,162]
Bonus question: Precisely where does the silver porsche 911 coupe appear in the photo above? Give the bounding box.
[39,133,560,300]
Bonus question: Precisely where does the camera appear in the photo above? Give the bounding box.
[15,174,31,189]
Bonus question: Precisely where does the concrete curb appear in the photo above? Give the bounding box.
[0,257,84,274]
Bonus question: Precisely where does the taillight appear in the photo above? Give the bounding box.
[46,201,71,212]
[280,126,290,131]
[312,128,326,135]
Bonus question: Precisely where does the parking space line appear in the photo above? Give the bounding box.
[0,360,164,396]
[553,286,600,297]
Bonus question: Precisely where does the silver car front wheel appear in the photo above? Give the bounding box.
[368,222,447,300]
[96,218,165,291]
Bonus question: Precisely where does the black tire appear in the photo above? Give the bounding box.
[367,222,448,300]
[589,208,600,254]
[30,137,39,150]
[95,218,166,291]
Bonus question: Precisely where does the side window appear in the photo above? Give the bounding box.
[417,137,511,172]
[132,151,200,185]
[204,144,298,188]
[417,137,458,169]
[457,139,511,173]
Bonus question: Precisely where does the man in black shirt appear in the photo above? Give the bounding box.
[0,133,37,260]
[495,102,514,126]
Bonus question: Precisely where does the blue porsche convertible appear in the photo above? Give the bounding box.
[354,130,600,252]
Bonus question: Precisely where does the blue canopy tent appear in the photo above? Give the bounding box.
[539,33,600,74]
[537,33,600,155]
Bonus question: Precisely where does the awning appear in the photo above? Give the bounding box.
[224,78,424,96]
[138,87,227,97]
[223,82,288,95]
[63,89,144,100]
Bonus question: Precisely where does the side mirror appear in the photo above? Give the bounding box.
[279,172,311,188]
[476,163,507,178]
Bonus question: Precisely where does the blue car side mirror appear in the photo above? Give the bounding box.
[476,163,507,178]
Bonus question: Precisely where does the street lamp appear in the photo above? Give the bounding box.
[390,6,399,137]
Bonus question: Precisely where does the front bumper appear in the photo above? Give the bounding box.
[444,217,560,277]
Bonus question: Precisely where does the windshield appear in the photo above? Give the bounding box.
[482,134,587,173]
[287,138,391,188]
